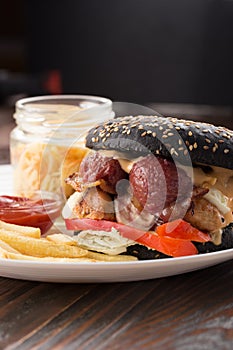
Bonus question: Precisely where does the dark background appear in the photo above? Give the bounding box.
[25,0,233,106]
[1,0,232,105]
[0,0,233,135]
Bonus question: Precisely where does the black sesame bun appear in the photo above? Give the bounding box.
[86,115,233,169]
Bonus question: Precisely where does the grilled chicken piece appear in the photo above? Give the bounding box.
[73,187,115,221]
[157,186,209,224]
[184,197,224,232]
[65,172,103,192]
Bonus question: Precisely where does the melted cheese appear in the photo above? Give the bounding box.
[118,158,136,173]
[98,150,142,173]
[193,165,233,197]
[211,229,223,246]
[210,166,233,198]
[192,167,217,187]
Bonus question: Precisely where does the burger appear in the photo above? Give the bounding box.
[62,115,233,259]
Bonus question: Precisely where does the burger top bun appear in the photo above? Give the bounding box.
[86,115,233,169]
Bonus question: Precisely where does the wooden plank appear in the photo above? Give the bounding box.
[1,260,233,350]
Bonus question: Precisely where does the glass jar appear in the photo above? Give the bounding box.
[10,95,114,197]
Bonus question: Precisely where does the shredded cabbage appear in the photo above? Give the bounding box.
[74,228,135,255]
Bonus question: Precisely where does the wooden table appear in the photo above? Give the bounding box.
[0,261,233,349]
[0,121,233,350]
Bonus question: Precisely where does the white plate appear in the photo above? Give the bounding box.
[0,164,233,283]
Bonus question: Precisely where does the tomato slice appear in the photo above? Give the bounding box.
[65,218,198,257]
[138,232,197,257]
[156,219,210,242]
[65,218,147,240]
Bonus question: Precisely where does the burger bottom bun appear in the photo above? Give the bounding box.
[195,223,233,254]
[125,244,169,260]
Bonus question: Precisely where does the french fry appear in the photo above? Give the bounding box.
[0,239,21,253]
[46,233,76,245]
[0,220,41,238]
[0,251,96,262]
[0,249,8,259]
[0,237,95,262]
[0,239,21,259]
[0,229,88,258]
[86,250,137,262]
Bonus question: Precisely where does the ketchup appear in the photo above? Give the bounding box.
[0,195,62,234]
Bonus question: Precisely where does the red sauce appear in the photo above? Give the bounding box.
[0,195,62,234]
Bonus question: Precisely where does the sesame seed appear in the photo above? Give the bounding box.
[162,135,168,138]
[205,138,211,143]
[152,132,157,137]
[175,126,181,130]
[202,130,209,133]
[178,139,183,145]
[203,145,209,150]
[183,150,188,156]
[193,142,198,149]
[168,132,174,136]
[188,131,193,136]
[224,149,230,154]
[170,148,178,156]
[171,118,177,123]
[159,126,163,130]
[141,131,147,137]
[189,145,193,151]
[126,129,131,135]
